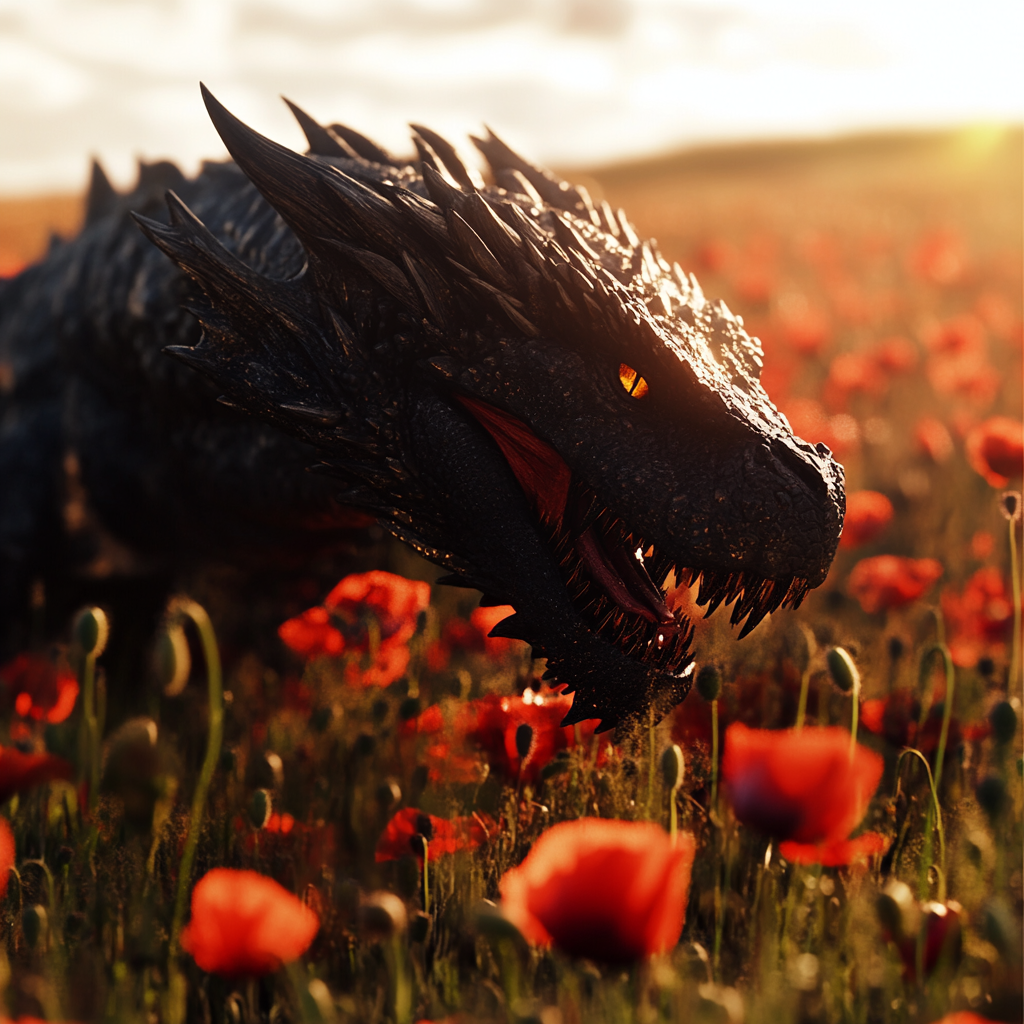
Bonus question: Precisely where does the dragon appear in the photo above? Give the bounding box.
[0,87,845,728]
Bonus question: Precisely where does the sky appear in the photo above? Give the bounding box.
[1,0,1022,195]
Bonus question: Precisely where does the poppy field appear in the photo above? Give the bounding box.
[0,127,1021,1024]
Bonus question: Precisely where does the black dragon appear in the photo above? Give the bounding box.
[0,87,845,728]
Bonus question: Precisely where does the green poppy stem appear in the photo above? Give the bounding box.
[168,598,224,954]
[894,748,946,902]
[710,699,720,811]
[1010,514,1022,694]
[422,845,430,916]
[849,669,860,761]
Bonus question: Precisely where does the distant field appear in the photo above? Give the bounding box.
[2,125,1020,280]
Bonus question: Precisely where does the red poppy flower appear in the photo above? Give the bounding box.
[425,605,522,671]
[722,723,887,866]
[965,417,1024,487]
[0,746,73,804]
[970,530,995,560]
[459,687,603,783]
[277,606,344,659]
[375,807,493,864]
[887,900,963,982]
[840,492,894,549]
[278,571,429,659]
[941,567,1013,668]
[825,352,887,408]
[344,642,411,689]
[0,818,14,897]
[499,818,695,964]
[0,653,79,724]
[910,231,966,285]
[180,868,319,977]
[873,336,918,374]
[914,417,954,464]
[470,605,522,659]
[847,556,943,613]
[779,399,859,458]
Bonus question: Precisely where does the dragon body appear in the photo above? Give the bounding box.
[0,89,845,727]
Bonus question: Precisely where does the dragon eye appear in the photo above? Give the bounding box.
[618,363,649,399]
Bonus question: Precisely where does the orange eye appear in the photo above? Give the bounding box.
[618,363,649,399]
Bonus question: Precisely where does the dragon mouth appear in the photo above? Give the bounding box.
[458,396,810,673]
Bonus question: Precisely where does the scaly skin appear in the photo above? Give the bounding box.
[0,87,845,727]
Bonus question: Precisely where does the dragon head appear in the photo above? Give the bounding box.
[136,86,845,729]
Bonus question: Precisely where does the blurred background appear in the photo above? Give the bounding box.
[1,0,1022,194]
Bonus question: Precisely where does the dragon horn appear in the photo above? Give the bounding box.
[201,83,349,249]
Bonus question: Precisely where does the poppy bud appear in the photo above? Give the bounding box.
[888,636,904,661]
[661,744,684,790]
[982,898,1017,958]
[54,845,74,869]
[372,698,389,724]
[515,723,533,760]
[989,701,1017,745]
[696,664,722,702]
[254,751,284,790]
[474,899,525,942]
[826,647,859,693]
[359,891,407,941]
[310,705,333,733]
[153,623,190,696]
[73,607,109,658]
[540,749,571,782]
[353,733,375,758]
[876,880,920,941]
[249,788,272,829]
[1000,490,1021,522]
[398,696,420,721]
[409,910,431,943]
[976,775,1008,821]
[376,780,401,810]
[22,904,47,949]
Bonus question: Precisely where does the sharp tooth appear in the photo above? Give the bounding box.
[737,606,770,639]
[764,579,790,616]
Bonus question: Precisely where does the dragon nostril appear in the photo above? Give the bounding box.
[774,443,829,498]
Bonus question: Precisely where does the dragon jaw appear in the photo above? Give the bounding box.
[135,86,845,729]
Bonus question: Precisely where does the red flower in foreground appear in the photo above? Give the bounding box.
[839,491,894,549]
[847,556,943,613]
[499,819,695,964]
[0,653,79,723]
[279,571,430,658]
[722,724,887,866]
[0,818,14,898]
[375,807,493,864]
[942,567,1013,668]
[965,416,1023,487]
[0,746,73,805]
[180,868,319,978]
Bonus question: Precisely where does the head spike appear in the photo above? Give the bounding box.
[409,124,481,192]
[85,158,118,226]
[329,123,393,165]
[282,97,352,159]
